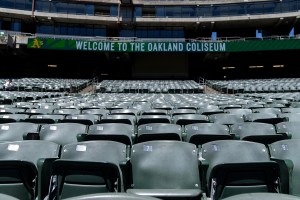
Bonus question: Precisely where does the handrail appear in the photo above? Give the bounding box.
[6,30,298,43]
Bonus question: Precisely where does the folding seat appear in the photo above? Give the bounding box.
[198,106,224,115]
[53,108,81,115]
[100,114,136,126]
[244,113,286,124]
[185,123,232,146]
[252,108,281,115]
[111,109,141,117]
[231,122,288,145]
[80,123,134,145]
[63,193,162,200]
[22,108,54,115]
[0,122,39,141]
[0,140,60,200]
[278,113,300,122]
[224,108,252,115]
[151,103,173,111]
[269,139,300,196]
[222,193,300,200]
[209,114,244,125]
[0,108,26,114]
[173,114,209,126]
[38,123,87,145]
[0,114,29,123]
[264,104,286,108]
[127,141,202,199]
[137,115,171,126]
[137,123,182,143]
[24,114,65,124]
[242,104,264,109]
[81,108,109,116]
[170,109,197,116]
[281,108,300,113]
[60,114,101,125]
[140,109,168,115]
[219,105,242,110]
[48,141,127,199]
[201,140,280,200]
[276,121,300,139]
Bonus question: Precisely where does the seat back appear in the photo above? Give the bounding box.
[49,141,127,199]
[201,140,279,199]
[128,141,201,199]
[39,123,87,145]
[0,122,39,141]
[0,140,60,200]
[269,139,300,196]
[137,123,182,143]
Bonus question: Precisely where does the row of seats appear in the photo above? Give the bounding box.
[0,78,89,92]
[0,139,299,200]
[96,80,204,93]
[0,121,299,146]
[208,78,300,94]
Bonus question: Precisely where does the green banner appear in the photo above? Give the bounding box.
[27,38,300,52]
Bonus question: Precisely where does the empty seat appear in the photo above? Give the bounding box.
[127,141,202,199]
[53,108,81,115]
[137,123,182,143]
[0,122,39,141]
[24,114,65,124]
[209,114,244,125]
[278,113,300,122]
[244,113,286,124]
[39,123,87,145]
[185,123,232,146]
[100,115,136,125]
[137,115,171,126]
[170,109,197,116]
[140,109,168,115]
[63,193,162,200]
[48,141,127,199]
[81,109,110,116]
[222,193,300,200]
[0,114,29,123]
[201,140,280,199]
[269,139,300,196]
[80,123,134,145]
[231,122,288,144]
[173,114,209,126]
[224,108,252,115]
[111,109,140,116]
[60,114,100,125]
[0,140,60,200]
[276,121,300,139]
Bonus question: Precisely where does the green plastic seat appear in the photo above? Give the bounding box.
[269,139,300,196]
[48,141,128,200]
[127,141,202,199]
[201,140,280,199]
[0,140,60,200]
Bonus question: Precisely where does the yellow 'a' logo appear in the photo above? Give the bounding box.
[31,38,43,48]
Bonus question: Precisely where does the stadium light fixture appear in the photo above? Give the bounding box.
[249,65,264,68]
[273,65,284,68]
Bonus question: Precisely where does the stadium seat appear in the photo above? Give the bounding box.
[24,114,65,124]
[99,114,136,125]
[39,123,87,145]
[137,123,182,143]
[231,122,288,144]
[201,140,280,199]
[137,115,171,126]
[244,113,286,124]
[222,192,300,200]
[63,193,162,200]
[208,114,244,125]
[0,140,60,200]
[127,141,202,199]
[0,122,39,141]
[48,141,127,199]
[276,122,300,139]
[173,114,209,126]
[185,123,232,146]
[60,114,101,125]
[80,123,134,145]
[269,139,300,196]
